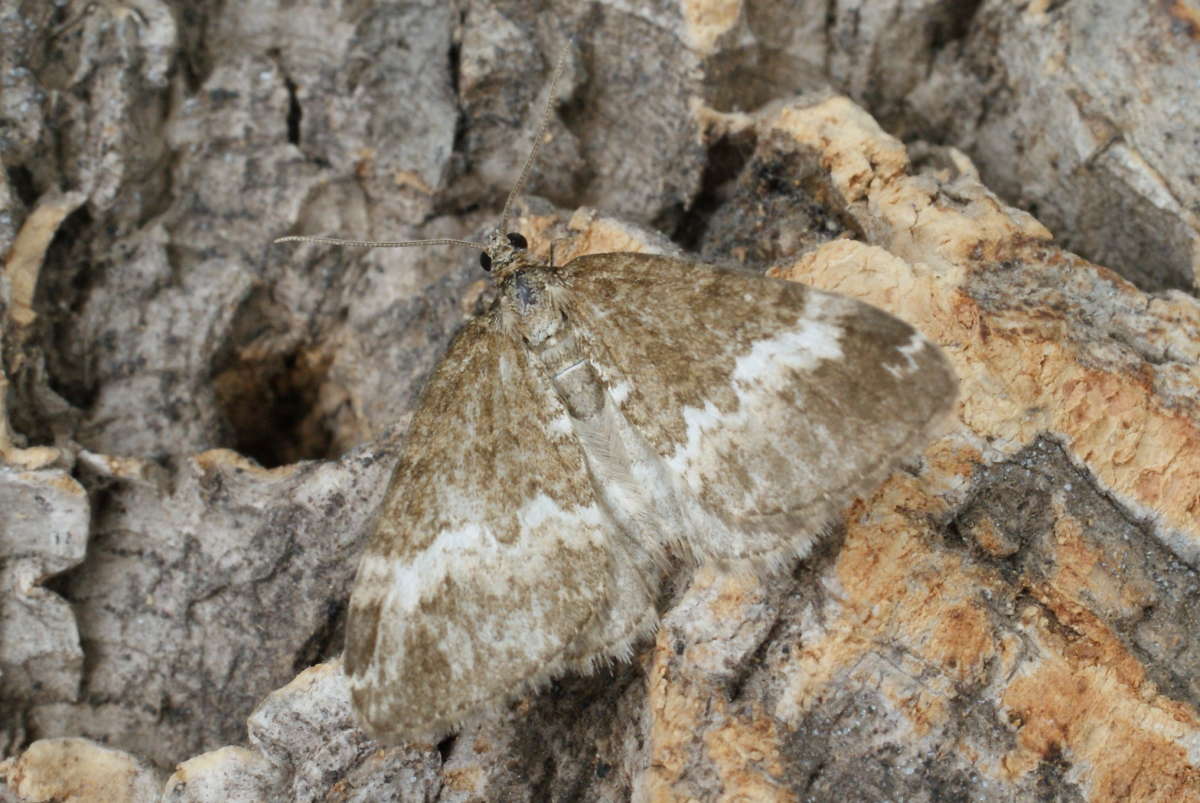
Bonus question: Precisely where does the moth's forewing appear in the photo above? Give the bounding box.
[559,252,957,567]
[344,320,622,742]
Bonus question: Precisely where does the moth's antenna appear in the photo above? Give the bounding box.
[498,40,573,234]
[273,234,485,251]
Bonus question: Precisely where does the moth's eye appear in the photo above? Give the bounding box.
[506,232,528,250]
[479,252,493,271]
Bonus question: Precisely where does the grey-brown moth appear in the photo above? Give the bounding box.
[276,49,958,743]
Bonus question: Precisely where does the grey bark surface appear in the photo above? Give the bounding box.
[1,1,1199,801]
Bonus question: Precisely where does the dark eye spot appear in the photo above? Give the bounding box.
[506,232,527,249]
[479,252,492,271]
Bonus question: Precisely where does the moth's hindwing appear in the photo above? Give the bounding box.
[344,320,634,742]
[560,252,958,569]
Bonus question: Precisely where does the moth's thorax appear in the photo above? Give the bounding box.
[497,266,567,346]
[492,262,607,422]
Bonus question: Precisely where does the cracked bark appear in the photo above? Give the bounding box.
[2,1,1198,800]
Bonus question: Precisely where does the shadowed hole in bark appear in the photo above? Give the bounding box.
[672,131,755,254]
[928,0,985,52]
[292,598,346,672]
[436,733,456,763]
[212,342,335,468]
[283,74,301,146]
[7,165,38,207]
[679,130,862,267]
[20,204,97,444]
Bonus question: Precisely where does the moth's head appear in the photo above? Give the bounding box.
[480,230,540,279]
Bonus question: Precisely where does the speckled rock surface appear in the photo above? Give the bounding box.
[2,1,1198,801]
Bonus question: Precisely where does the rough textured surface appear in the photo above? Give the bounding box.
[0,738,163,803]
[2,1,1199,801]
[899,0,1200,293]
[0,465,87,722]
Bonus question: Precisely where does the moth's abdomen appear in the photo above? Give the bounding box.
[551,360,606,420]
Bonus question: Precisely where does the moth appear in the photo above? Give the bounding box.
[277,49,957,743]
